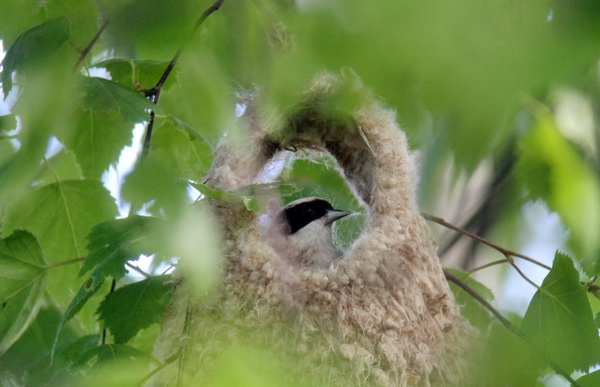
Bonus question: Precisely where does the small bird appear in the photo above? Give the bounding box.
[275,197,353,269]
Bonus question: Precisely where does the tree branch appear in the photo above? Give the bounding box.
[423,213,551,271]
[141,0,226,155]
[72,21,108,72]
[443,270,579,386]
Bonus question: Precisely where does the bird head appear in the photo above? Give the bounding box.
[276,197,353,268]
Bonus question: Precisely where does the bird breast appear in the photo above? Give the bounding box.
[285,218,343,269]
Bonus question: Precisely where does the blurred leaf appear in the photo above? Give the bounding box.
[517,113,600,259]
[71,356,151,387]
[80,77,156,122]
[121,154,189,215]
[2,180,118,304]
[167,206,223,300]
[520,252,600,373]
[96,0,203,58]
[72,344,151,369]
[0,304,88,385]
[586,250,600,280]
[0,231,47,353]
[0,16,70,97]
[445,268,494,329]
[0,48,78,202]
[211,345,291,387]
[97,275,172,344]
[0,115,17,133]
[468,322,543,386]
[151,117,213,181]
[159,49,237,144]
[92,59,173,90]
[191,182,259,212]
[62,109,134,179]
[32,150,83,185]
[268,0,600,168]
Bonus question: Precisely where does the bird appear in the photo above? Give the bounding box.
[274,197,353,269]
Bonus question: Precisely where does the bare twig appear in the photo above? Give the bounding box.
[468,259,507,274]
[423,213,551,271]
[141,0,226,155]
[443,270,579,386]
[137,349,182,386]
[126,262,151,278]
[506,259,540,289]
[72,21,108,72]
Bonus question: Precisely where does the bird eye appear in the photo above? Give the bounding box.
[304,207,315,216]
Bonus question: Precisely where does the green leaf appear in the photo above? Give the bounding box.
[519,252,600,373]
[62,216,162,322]
[578,369,600,387]
[0,16,70,97]
[2,180,118,304]
[150,117,213,181]
[445,268,494,329]
[191,182,253,205]
[62,109,134,179]
[92,59,173,90]
[83,216,164,277]
[80,77,156,122]
[97,275,173,344]
[0,231,47,353]
[54,216,164,356]
[517,114,600,258]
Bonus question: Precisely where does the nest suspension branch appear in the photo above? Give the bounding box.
[151,75,475,386]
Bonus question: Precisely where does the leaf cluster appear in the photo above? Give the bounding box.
[0,0,600,385]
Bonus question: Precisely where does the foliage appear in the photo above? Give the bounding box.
[0,0,600,385]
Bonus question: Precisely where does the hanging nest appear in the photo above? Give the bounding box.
[152,75,475,386]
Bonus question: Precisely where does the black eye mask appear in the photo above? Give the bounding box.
[283,199,334,234]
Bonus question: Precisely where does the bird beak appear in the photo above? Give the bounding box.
[324,209,353,225]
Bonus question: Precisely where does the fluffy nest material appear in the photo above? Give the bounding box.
[152,75,475,386]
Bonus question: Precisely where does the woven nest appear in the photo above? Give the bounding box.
[152,75,475,386]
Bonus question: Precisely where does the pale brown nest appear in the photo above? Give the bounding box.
[152,75,475,386]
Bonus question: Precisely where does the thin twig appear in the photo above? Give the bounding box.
[72,21,108,72]
[101,279,117,345]
[137,349,182,386]
[506,259,540,289]
[423,213,551,270]
[177,299,195,387]
[468,259,507,274]
[443,270,579,387]
[141,0,226,155]
[126,262,151,278]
